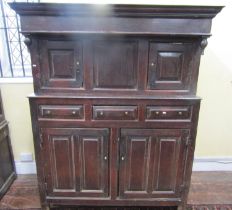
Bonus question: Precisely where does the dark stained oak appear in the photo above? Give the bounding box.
[39,40,83,89]
[0,90,16,199]
[93,40,138,89]
[10,3,222,210]
[119,129,189,199]
[42,128,109,198]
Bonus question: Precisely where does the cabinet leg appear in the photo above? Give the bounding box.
[177,205,183,210]
[41,203,50,210]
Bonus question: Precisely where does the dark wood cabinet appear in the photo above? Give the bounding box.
[11,3,222,210]
[0,91,16,199]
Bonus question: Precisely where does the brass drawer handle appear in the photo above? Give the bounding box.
[155,111,159,115]
[124,111,128,115]
[72,111,77,115]
[178,111,183,115]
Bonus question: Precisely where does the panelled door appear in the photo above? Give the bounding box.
[39,40,83,89]
[119,128,189,199]
[147,42,197,92]
[41,128,109,197]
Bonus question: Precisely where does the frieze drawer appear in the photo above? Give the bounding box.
[146,106,191,120]
[39,105,84,119]
[93,106,138,120]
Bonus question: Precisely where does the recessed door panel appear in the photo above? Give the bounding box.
[122,137,150,192]
[93,41,138,89]
[81,136,106,192]
[153,138,179,192]
[50,135,74,190]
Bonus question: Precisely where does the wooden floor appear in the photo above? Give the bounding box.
[0,172,232,209]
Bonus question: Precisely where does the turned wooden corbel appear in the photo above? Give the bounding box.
[200,38,208,55]
[23,35,32,51]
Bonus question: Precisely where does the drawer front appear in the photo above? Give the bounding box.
[39,105,84,119]
[93,106,138,120]
[146,106,191,120]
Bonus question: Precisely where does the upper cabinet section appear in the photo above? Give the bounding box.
[10,3,223,95]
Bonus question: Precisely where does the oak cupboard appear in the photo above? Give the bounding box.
[10,3,222,210]
[0,90,16,199]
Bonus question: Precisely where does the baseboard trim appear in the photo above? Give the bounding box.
[193,157,232,171]
[14,157,232,174]
[15,161,37,174]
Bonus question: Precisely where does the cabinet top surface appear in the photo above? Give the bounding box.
[10,3,223,18]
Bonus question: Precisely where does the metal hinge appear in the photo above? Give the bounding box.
[44,183,48,196]
[39,133,43,149]
[44,176,48,194]
[185,137,191,147]
[179,184,186,194]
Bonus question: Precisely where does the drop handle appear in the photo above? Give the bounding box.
[121,156,125,161]
[104,156,108,160]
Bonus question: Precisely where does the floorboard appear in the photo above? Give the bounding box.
[0,172,231,209]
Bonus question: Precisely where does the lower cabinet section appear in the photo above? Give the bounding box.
[30,97,200,209]
[0,122,16,198]
[40,127,189,201]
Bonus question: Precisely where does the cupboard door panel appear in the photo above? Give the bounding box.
[93,41,138,89]
[80,135,107,192]
[119,129,189,199]
[147,42,196,92]
[51,135,74,190]
[42,128,109,197]
[40,40,83,89]
[153,138,180,192]
[122,137,150,192]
